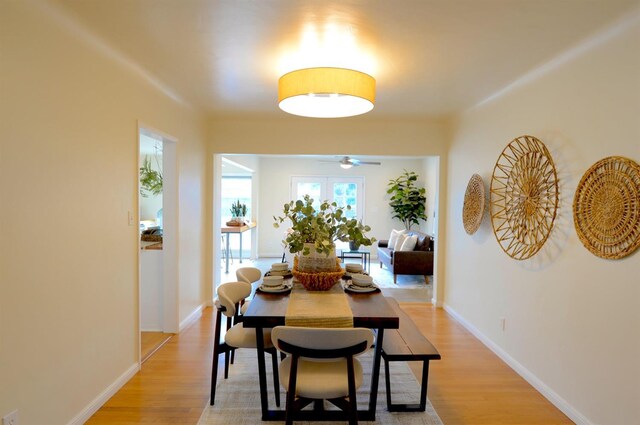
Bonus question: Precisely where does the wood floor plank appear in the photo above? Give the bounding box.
[88,304,573,424]
[399,302,573,425]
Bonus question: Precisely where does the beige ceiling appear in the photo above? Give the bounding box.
[50,0,638,119]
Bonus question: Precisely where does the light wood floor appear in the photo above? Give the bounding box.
[87,304,573,424]
[141,332,173,363]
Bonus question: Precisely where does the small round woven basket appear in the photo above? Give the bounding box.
[463,174,485,235]
[292,256,344,291]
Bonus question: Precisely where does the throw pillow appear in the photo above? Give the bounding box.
[388,229,406,248]
[399,234,418,251]
[393,233,407,251]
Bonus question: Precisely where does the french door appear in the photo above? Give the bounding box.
[291,176,365,221]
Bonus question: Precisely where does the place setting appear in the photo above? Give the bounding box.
[343,272,380,293]
[257,275,293,293]
[342,262,367,279]
[264,262,293,279]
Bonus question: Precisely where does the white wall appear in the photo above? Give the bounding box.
[255,156,430,257]
[444,13,640,425]
[0,2,208,424]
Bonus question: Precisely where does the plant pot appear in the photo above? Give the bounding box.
[349,240,361,251]
[297,243,337,273]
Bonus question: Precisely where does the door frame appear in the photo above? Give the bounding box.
[137,123,179,363]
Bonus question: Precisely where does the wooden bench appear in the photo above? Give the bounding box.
[381,297,441,412]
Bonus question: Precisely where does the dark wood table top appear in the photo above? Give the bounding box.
[242,286,400,330]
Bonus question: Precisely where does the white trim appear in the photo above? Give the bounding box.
[443,304,593,425]
[431,298,443,308]
[67,363,139,425]
[179,303,206,332]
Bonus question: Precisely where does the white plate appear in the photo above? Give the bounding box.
[344,283,378,293]
[259,283,292,293]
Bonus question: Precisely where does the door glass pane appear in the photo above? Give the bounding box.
[332,182,358,219]
[296,182,322,209]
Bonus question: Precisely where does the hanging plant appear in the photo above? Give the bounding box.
[139,156,163,198]
[387,170,428,230]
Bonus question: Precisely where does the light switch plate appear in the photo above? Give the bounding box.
[2,410,18,425]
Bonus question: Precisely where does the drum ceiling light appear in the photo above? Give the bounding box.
[278,67,375,118]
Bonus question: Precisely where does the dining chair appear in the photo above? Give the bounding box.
[271,326,375,425]
[235,267,262,315]
[211,281,280,407]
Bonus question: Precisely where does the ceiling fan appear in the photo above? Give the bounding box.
[320,156,382,169]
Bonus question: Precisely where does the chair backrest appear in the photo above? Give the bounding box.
[272,326,374,360]
[216,281,251,317]
[236,267,262,284]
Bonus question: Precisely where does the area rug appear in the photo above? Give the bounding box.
[199,349,443,425]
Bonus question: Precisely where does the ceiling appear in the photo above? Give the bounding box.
[50,0,638,119]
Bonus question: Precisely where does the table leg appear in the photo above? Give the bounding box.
[367,328,385,418]
[225,233,230,273]
[255,327,269,419]
[239,232,243,263]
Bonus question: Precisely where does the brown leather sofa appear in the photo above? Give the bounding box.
[377,231,434,284]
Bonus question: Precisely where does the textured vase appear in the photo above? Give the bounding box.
[297,243,337,273]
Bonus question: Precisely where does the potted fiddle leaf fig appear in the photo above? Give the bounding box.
[387,170,428,230]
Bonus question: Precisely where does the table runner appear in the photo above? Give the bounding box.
[285,282,354,328]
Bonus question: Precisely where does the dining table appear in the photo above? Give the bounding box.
[242,278,400,422]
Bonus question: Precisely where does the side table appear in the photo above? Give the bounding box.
[340,249,371,273]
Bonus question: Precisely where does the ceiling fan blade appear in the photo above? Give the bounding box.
[358,161,382,165]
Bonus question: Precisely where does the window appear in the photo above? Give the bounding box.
[221,176,252,223]
[221,176,252,255]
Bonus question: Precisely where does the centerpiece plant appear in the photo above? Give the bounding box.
[273,195,375,289]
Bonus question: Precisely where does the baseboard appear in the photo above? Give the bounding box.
[443,303,593,425]
[67,362,139,425]
[179,303,206,332]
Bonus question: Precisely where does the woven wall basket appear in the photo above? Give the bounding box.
[463,174,485,235]
[573,156,640,259]
[490,135,559,260]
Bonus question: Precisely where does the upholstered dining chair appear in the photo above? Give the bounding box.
[210,281,280,407]
[271,326,375,425]
[235,267,262,315]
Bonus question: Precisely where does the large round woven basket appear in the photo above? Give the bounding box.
[292,256,344,291]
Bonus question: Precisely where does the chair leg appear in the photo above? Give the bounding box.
[285,356,299,425]
[224,349,230,379]
[346,356,358,425]
[394,274,397,284]
[211,310,224,406]
[270,348,281,407]
[210,347,220,406]
[384,356,392,410]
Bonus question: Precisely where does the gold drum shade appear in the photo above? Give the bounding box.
[278,67,375,118]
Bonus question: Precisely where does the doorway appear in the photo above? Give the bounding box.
[138,126,179,364]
